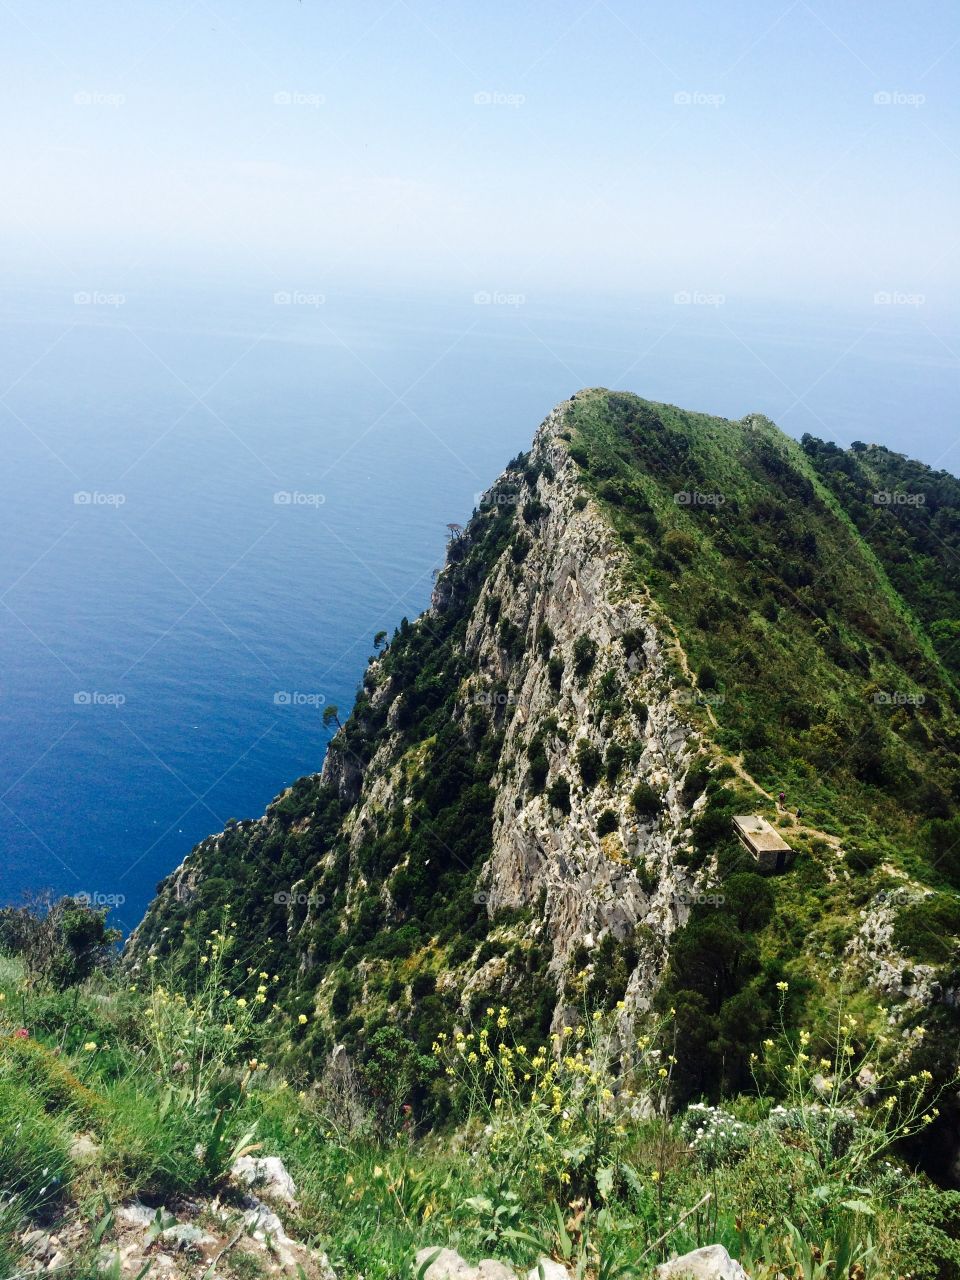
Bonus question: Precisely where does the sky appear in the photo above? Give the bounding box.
[2,0,958,306]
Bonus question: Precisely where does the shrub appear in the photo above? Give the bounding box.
[597,809,618,837]
[680,1103,753,1169]
[576,740,603,788]
[631,781,661,817]
[605,742,626,784]
[0,896,120,991]
[536,622,555,656]
[360,1026,435,1130]
[547,776,571,813]
[663,529,696,562]
[572,636,598,681]
[893,896,960,964]
[547,656,564,691]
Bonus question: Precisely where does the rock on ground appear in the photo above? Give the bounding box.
[415,1247,519,1280]
[655,1244,749,1280]
[526,1259,573,1279]
[230,1153,299,1205]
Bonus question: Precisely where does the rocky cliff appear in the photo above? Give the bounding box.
[129,389,960,1117]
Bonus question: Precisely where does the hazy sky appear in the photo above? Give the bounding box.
[3,0,958,304]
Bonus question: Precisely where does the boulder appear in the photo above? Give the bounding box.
[116,1202,156,1229]
[415,1247,516,1280]
[231,1154,298,1205]
[159,1223,217,1251]
[655,1244,749,1280]
[526,1260,572,1279]
[69,1133,100,1163]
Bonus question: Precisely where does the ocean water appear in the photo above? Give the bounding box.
[1,283,957,931]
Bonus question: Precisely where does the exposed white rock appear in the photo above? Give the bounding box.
[415,1247,515,1280]
[231,1154,298,1205]
[655,1243,749,1280]
[115,1202,156,1229]
[526,1258,573,1279]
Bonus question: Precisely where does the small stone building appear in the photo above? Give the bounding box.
[732,815,793,872]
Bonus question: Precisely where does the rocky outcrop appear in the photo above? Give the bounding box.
[129,396,723,1036]
[461,406,705,1002]
[297,402,711,1021]
[656,1244,749,1280]
[27,1179,336,1279]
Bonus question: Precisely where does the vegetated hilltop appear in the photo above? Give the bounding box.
[129,390,960,1137]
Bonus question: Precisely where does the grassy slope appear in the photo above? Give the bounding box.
[565,391,960,1104]
[2,952,960,1280]
[566,389,960,874]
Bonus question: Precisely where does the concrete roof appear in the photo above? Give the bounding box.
[732,814,792,853]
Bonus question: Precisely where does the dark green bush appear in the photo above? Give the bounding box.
[547,776,571,813]
[631,781,661,817]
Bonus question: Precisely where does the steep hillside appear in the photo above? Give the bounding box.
[129,391,960,1133]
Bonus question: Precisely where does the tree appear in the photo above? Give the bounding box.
[373,630,387,650]
[322,704,342,731]
[0,894,120,990]
[360,1025,435,1132]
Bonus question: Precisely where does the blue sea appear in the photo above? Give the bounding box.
[2,282,958,932]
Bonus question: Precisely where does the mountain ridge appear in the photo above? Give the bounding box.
[128,389,960,1146]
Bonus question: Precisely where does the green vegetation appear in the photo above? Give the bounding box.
[100,390,960,1272]
[0,939,957,1280]
[566,390,960,872]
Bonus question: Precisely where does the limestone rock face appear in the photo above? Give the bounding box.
[130,398,718,1032]
[460,407,704,1003]
[303,403,709,1025]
